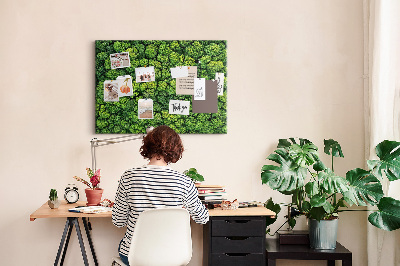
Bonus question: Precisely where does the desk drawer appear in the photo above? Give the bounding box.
[212,236,264,253]
[211,253,264,266]
[211,217,265,236]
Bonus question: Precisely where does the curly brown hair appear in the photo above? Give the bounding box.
[140,125,184,163]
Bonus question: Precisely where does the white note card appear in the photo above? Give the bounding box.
[215,73,224,96]
[169,100,190,115]
[194,78,206,100]
[170,66,189,79]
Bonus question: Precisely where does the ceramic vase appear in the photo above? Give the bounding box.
[309,218,339,249]
[48,199,60,209]
[85,188,103,206]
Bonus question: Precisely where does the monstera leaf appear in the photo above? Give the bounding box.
[368,197,400,231]
[264,198,281,227]
[324,139,344,157]
[318,169,349,195]
[367,140,400,181]
[288,142,319,168]
[344,168,383,206]
[261,148,307,192]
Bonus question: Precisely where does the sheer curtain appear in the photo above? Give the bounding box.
[366,0,400,265]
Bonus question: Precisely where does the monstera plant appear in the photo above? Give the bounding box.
[261,138,400,232]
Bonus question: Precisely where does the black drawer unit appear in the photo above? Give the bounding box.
[204,215,267,266]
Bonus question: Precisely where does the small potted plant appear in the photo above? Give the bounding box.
[261,138,400,249]
[74,168,103,206]
[184,168,204,183]
[48,189,60,209]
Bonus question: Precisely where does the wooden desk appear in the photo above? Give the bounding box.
[204,207,275,266]
[30,201,110,266]
[265,238,352,266]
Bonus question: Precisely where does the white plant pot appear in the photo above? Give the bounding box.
[48,199,60,209]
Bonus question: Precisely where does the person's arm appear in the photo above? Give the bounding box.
[112,174,129,227]
[182,181,209,224]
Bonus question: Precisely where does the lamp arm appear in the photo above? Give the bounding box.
[90,127,154,172]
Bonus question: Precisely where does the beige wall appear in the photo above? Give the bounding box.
[0,0,366,265]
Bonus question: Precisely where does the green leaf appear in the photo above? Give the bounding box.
[264,198,281,227]
[318,169,349,195]
[288,218,296,229]
[344,168,383,206]
[313,160,326,172]
[310,195,332,213]
[368,197,400,231]
[367,140,400,181]
[288,142,319,168]
[324,139,344,158]
[261,148,307,192]
[277,139,292,148]
[308,207,326,221]
[305,181,319,197]
[302,201,311,212]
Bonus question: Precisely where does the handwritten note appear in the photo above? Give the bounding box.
[169,100,190,115]
[170,66,189,79]
[194,78,206,100]
[176,66,197,95]
[215,73,224,96]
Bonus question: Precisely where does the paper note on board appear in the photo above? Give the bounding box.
[110,52,130,69]
[135,66,155,83]
[176,66,197,95]
[169,100,190,115]
[116,75,133,97]
[215,73,224,96]
[170,66,189,79]
[104,80,119,102]
[138,99,153,119]
[194,78,206,100]
[192,80,218,113]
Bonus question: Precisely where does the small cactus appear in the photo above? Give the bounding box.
[49,189,58,201]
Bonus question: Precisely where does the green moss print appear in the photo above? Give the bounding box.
[95,40,227,134]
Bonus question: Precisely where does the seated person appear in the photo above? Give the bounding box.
[112,125,209,265]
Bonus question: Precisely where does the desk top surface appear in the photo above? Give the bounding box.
[30,201,274,221]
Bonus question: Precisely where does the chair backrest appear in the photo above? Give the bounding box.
[128,208,192,266]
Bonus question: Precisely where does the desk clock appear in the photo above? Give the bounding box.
[64,184,79,204]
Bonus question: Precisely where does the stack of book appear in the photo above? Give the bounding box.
[195,184,227,205]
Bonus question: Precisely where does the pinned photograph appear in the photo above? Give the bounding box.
[116,75,133,97]
[169,100,190,115]
[138,99,153,119]
[194,78,206,100]
[135,66,155,83]
[110,52,130,69]
[215,73,224,96]
[170,66,189,79]
[104,80,119,102]
[176,66,197,95]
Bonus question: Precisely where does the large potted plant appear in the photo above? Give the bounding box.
[261,138,400,249]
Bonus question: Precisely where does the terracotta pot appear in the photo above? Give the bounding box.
[85,188,103,206]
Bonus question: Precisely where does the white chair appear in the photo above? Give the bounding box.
[112,208,192,266]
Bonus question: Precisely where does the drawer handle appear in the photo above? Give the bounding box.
[225,253,250,257]
[225,236,249,241]
[224,220,250,224]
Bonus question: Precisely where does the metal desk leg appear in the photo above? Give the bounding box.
[55,218,72,266]
[83,217,99,266]
[71,218,89,266]
[60,219,73,265]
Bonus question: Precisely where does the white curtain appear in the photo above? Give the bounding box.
[366,0,400,265]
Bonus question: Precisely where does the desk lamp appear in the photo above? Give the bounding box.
[90,127,154,172]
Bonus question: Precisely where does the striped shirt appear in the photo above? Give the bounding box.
[112,165,209,257]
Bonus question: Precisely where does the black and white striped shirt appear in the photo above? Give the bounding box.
[112,165,209,257]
